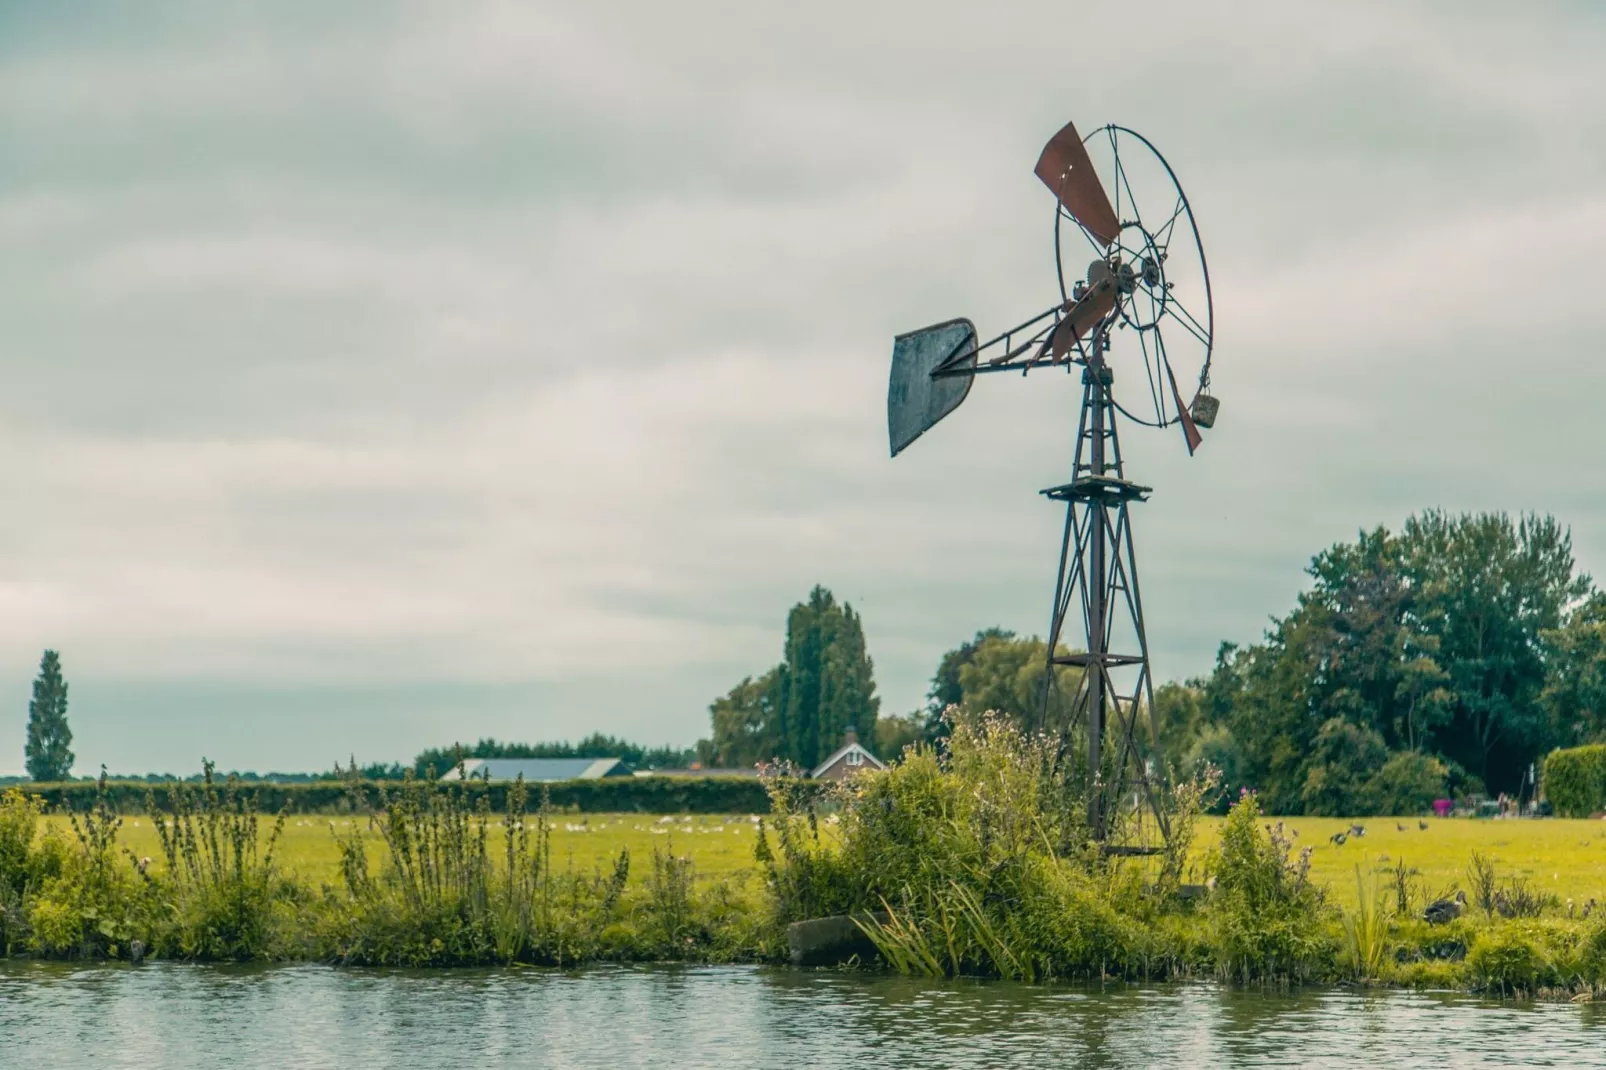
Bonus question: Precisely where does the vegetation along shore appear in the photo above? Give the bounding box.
[5,712,1606,1000]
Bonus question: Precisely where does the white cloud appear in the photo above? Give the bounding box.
[0,0,1603,773]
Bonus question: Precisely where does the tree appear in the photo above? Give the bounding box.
[25,650,73,782]
[874,713,925,759]
[923,627,1015,740]
[1540,593,1606,745]
[1400,511,1589,790]
[770,586,880,769]
[412,734,695,777]
[954,633,1083,734]
[1299,717,1387,816]
[708,669,781,767]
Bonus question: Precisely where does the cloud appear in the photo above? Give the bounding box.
[0,0,1603,773]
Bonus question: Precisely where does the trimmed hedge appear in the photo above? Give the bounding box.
[1542,744,1606,818]
[25,775,776,816]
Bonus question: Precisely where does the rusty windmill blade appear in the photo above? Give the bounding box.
[1035,120,1120,247]
[1163,360,1203,454]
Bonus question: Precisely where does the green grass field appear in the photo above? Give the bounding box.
[46,812,1606,911]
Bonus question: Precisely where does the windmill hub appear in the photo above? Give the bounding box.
[886,119,1216,844]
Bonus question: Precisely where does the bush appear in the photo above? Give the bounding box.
[1543,744,1606,818]
[146,764,292,961]
[1208,793,1330,982]
[762,709,1216,983]
[1365,751,1449,816]
[1299,718,1388,816]
[27,775,776,816]
[1466,921,1567,995]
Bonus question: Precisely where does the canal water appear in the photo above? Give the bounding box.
[3,962,1603,1068]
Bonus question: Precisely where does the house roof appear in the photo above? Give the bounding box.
[809,741,886,779]
[442,757,630,782]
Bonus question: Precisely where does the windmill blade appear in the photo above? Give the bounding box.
[1035,120,1119,247]
[1164,361,1203,454]
[1048,287,1116,362]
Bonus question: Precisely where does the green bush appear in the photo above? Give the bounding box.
[146,765,293,961]
[1466,920,1568,994]
[1543,744,1606,818]
[1364,751,1449,816]
[1299,718,1388,816]
[761,709,1217,983]
[1208,793,1331,982]
[28,775,775,816]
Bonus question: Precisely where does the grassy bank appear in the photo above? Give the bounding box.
[5,723,1606,997]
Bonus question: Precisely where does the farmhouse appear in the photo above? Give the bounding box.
[810,729,885,781]
[441,758,632,783]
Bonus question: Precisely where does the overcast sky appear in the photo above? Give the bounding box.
[2,2,1603,775]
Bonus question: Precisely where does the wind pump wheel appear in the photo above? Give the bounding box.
[887,119,1216,844]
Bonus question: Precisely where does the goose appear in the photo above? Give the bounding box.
[1419,820,1431,830]
[1423,890,1467,925]
[1349,824,1366,837]
[1397,823,1407,832]
[1329,831,1348,846]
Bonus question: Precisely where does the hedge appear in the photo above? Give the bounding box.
[23,775,777,816]
[1542,744,1606,818]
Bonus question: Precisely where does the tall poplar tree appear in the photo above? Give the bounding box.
[773,586,880,769]
[26,649,74,782]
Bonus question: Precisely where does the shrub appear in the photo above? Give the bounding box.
[146,763,291,961]
[1466,921,1566,995]
[1299,718,1388,816]
[28,773,148,959]
[1364,751,1449,815]
[28,775,775,816]
[765,708,1216,983]
[1543,744,1606,818]
[1208,793,1330,982]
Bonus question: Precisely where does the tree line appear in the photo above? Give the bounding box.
[701,510,1606,818]
[23,510,1606,816]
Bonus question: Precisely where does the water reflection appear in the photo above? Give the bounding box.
[1,962,1602,1069]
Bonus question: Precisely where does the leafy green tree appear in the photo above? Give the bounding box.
[708,668,781,767]
[955,633,1083,734]
[25,650,74,782]
[873,712,924,760]
[1151,681,1208,771]
[1400,511,1589,790]
[923,627,1015,740]
[1540,593,1606,745]
[1299,717,1387,816]
[772,586,880,769]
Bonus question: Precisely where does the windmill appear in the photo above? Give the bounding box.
[888,120,1215,843]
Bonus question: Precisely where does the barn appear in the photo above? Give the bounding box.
[441,758,632,782]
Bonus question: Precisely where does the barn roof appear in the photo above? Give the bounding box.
[442,757,631,782]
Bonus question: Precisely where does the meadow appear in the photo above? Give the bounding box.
[46,810,1606,912]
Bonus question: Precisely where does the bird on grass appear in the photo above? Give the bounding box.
[1419,820,1430,830]
[1349,824,1366,837]
[1397,822,1407,832]
[1423,891,1467,925]
[1329,831,1348,846]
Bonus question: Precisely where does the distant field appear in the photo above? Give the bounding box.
[40,812,1606,910]
[41,812,769,890]
[1191,815,1606,910]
